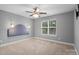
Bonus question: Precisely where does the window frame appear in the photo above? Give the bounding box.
[41,19,57,36]
[41,20,48,35]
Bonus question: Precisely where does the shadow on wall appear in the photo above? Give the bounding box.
[7,24,29,37]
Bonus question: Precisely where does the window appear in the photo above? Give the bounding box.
[41,20,56,36]
[42,21,48,27]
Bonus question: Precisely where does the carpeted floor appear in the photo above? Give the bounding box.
[0,38,76,55]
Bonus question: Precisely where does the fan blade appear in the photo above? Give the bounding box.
[26,11,32,13]
[39,12,47,14]
[30,14,33,16]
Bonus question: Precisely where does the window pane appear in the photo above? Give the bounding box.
[42,21,48,27]
[42,28,48,34]
[49,20,56,27]
[49,28,56,35]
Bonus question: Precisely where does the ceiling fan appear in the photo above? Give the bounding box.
[25,7,47,18]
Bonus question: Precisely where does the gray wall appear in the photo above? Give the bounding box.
[34,11,74,43]
[74,8,79,54]
[0,10,33,44]
[0,10,74,45]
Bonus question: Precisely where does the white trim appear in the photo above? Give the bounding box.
[0,37,74,48]
[0,37,32,47]
[34,37,74,46]
[74,47,79,55]
[48,20,49,35]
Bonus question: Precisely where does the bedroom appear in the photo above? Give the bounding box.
[0,4,78,55]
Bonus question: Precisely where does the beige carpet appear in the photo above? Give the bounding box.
[0,38,76,55]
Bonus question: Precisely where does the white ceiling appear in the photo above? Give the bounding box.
[0,4,75,19]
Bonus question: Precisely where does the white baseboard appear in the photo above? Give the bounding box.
[0,37,32,47]
[0,37,74,47]
[34,37,74,46]
[74,47,79,55]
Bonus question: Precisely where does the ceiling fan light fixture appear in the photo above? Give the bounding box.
[33,14,39,18]
[26,6,47,18]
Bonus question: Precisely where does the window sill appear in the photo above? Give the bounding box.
[41,34,57,37]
